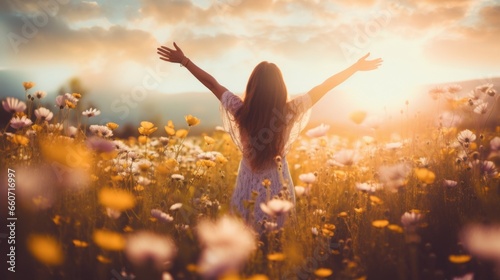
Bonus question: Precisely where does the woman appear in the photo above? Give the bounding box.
[157,43,382,230]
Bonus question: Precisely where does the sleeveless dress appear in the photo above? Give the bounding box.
[220,90,312,230]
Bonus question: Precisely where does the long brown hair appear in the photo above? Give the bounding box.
[236,61,288,171]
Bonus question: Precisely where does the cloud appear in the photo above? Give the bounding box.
[421,4,500,69]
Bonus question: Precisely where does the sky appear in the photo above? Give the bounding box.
[1,0,500,116]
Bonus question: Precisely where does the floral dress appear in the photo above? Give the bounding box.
[220,90,312,230]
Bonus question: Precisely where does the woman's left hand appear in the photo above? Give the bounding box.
[157,42,186,64]
[355,53,383,71]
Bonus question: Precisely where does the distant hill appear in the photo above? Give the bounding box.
[1,71,499,137]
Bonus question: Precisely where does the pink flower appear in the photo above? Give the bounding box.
[260,199,294,217]
[306,124,330,138]
[2,97,26,113]
[125,231,176,270]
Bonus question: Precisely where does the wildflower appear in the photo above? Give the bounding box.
[260,199,294,217]
[267,253,286,261]
[10,115,32,129]
[473,102,488,114]
[175,129,188,138]
[443,180,458,187]
[414,168,436,184]
[196,216,256,279]
[27,235,63,265]
[262,179,271,188]
[329,149,362,166]
[306,123,330,138]
[72,240,89,248]
[125,231,177,270]
[89,125,113,138]
[34,90,46,99]
[67,126,78,138]
[378,164,411,192]
[72,93,81,99]
[165,120,175,135]
[428,86,446,100]
[372,220,389,228]
[446,84,462,94]
[86,137,116,153]
[457,129,476,147]
[98,188,136,211]
[385,142,403,150]
[349,111,366,124]
[106,208,121,219]
[185,114,200,126]
[204,135,215,145]
[9,134,30,146]
[453,273,474,280]
[355,182,381,193]
[401,211,422,228]
[314,268,333,278]
[64,93,78,104]
[106,122,119,130]
[2,97,26,113]
[93,230,125,251]
[170,203,182,211]
[481,161,497,178]
[82,108,101,117]
[294,186,307,197]
[138,121,157,136]
[151,209,174,223]
[460,223,500,263]
[65,100,76,109]
[171,174,184,181]
[34,107,53,121]
[23,81,35,90]
[448,254,471,264]
[299,172,316,184]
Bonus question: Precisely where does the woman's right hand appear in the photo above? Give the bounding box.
[354,53,383,71]
[157,42,186,64]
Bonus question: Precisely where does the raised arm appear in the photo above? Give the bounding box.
[157,42,228,100]
[307,53,382,105]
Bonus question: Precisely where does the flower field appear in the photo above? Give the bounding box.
[1,82,500,280]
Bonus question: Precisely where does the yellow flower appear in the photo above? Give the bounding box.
[262,179,271,188]
[314,268,333,278]
[65,100,76,109]
[23,81,35,90]
[204,135,215,145]
[338,212,348,218]
[185,114,200,126]
[72,239,89,248]
[448,254,471,264]
[349,111,366,124]
[138,135,149,144]
[414,168,436,184]
[216,154,228,164]
[40,138,91,168]
[197,159,216,168]
[369,195,383,205]
[165,126,175,136]
[267,253,286,261]
[138,121,157,136]
[247,275,269,280]
[157,159,179,174]
[372,220,389,228]
[9,134,29,146]
[31,124,43,132]
[106,122,119,130]
[176,129,188,138]
[123,225,134,232]
[96,254,112,264]
[134,184,144,191]
[98,187,136,211]
[72,93,82,99]
[388,224,403,233]
[93,230,125,251]
[27,235,64,265]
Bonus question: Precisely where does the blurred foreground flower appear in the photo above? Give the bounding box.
[27,235,63,265]
[349,111,366,124]
[306,123,330,138]
[329,149,362,167]
[93,230,125,251]
[98,187,136,211]
[196,216,256,279]
[299,172,316,184]
[460,223,500,266]
[125,231,177,270]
